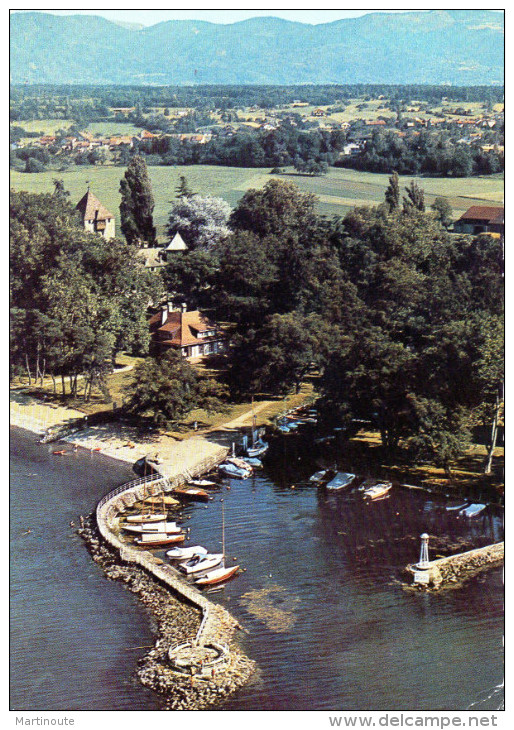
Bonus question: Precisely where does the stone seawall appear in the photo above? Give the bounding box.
[95,447,234,646]
[406,542,504,589]
[92,447,257,708]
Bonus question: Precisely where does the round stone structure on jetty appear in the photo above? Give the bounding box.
[168,640,230,677]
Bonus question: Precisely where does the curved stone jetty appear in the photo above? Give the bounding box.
[406,541,504,589]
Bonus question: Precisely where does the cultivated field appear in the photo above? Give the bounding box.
[10,165,504,240]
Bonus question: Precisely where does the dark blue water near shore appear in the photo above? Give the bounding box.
[10,427,504,711]
[10,428,161,711]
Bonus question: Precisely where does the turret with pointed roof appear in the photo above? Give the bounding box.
[76,190,115,240]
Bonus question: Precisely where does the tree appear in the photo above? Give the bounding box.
[119,155,157,247]
[123,349,228,427]
[228,312,322,397]
[214,231,278,324]
[10,190,157,396]
[402,180,425,213]
[175,174,194,198]
[230,179,317,239]
[431,197,453,229]
[52,178,69,202]
[407,397,472,480]
[166,194,231,251]
[384,171,400,213]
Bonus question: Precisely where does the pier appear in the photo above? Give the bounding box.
[94,447,242,651]
[406,541,504,589]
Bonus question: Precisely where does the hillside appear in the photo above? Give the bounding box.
[10,10,504,85]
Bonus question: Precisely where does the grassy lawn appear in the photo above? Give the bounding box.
[12,118,75,135]
[86,121,143,137]
[10,164,504,237]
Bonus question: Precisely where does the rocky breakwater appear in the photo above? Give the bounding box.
[405,542,504,590]
[83,457,255,709]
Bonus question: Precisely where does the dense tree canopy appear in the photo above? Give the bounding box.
[10,189,159,397]
[123,349,228,427]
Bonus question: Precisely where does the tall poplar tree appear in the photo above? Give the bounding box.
[119,155,157,247]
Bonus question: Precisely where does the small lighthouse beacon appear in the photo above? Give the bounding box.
[417,533,430,568]
[412,533,431,585]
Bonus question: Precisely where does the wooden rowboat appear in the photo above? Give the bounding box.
[195,564,240,586]
[173,486,210,502]
[134,532,185,547]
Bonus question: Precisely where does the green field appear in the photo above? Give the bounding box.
[86,121,143,137]
[10,165,503,241]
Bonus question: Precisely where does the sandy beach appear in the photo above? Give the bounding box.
[10,390,230,480]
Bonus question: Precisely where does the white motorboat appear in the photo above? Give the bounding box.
[122,521,181,534]
[460,503,486,518]
[326,472,356,491]
[178,553,223,575]
[362,481,392,500]
[166,545,208,560]
[124,512,166,523]
[188,479,218,488]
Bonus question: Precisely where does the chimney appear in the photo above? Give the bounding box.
[161,305,168,326]
[181,302,187,313]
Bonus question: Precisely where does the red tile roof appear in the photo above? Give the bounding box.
[458,206,504,224]
[150,309,218,347]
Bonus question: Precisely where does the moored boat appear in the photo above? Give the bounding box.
[460,503,486,518]
[121,521,181,534]
[245,415,269,457]
[134,532,186,547]
[309,468,336,485]
[243,457,263,468]
[362,481,392,500]
[179,553,223,575]
[125,512,167,523]
[218,462,251,479]
[173,486,210,502]
[195,564,240,586]
[325,472,356,491]
[187,479,218,488]
[166,545,208,560]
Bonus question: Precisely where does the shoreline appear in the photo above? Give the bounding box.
[11,396,258,710]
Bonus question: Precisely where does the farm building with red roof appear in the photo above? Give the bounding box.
[453,206,504,235]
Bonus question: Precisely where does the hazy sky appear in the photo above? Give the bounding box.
[10,8,428,26]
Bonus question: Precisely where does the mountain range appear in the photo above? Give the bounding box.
[10,10,504,86]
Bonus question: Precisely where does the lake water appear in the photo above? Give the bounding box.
[10,427,504,711]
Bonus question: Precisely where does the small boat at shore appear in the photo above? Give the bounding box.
[243,457,263,468]
[245,416,269,458]
[362,481,392,500]
[195,564,239,586]
[179,553,223,575]
[196,499,239,586]
[166,545,208,560]
[326,472,356,491]
[173,486,210,502]
[52,450,68,455]
[122,521,181,534]
[460,503,486,518]
[188,479,218,488]
[134,532,186,547]
[309,468,337,485]
[125,512,166,523]
[218,462,252,479]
